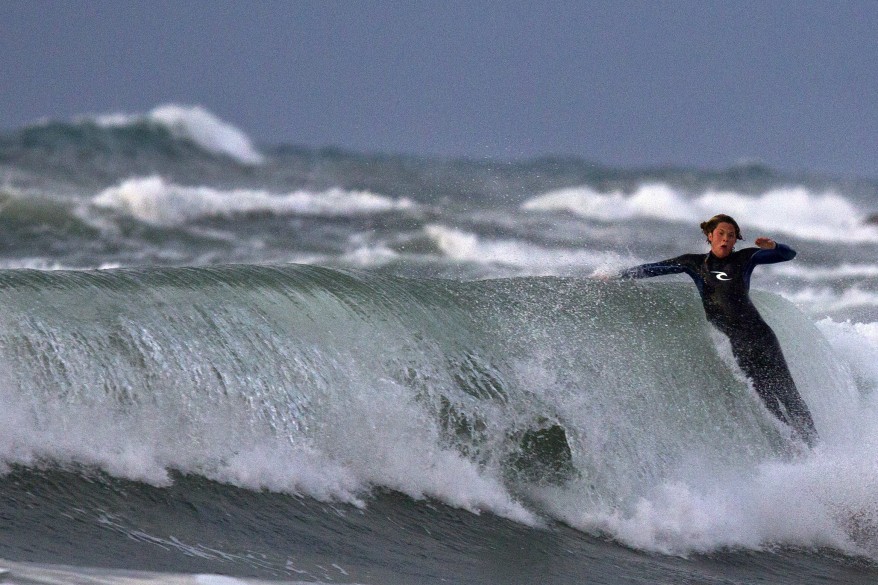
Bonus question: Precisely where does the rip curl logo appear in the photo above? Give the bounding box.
[711,271,731,281]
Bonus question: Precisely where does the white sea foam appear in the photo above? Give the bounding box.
[817,319,878,397]
[0,340,535,527]
[547,315,878,556]
[341,244,401,267]
[785,286,878,315]
[0,378,536,524]
[772,262,878,281]
[523,183,693,223]
[580,446,878,556]
[0,258,74,270]
[93,104,264,165]
[424,224,632,274]
[93,176,414,225]
[313,378,539,524]
[523,184,878,243]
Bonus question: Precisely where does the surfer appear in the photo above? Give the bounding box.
[616,214,818,447]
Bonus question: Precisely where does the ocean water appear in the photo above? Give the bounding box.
[2,105,878,584]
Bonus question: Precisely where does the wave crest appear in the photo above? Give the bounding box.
[92,104,264,165]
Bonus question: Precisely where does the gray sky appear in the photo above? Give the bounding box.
[2,1,877,178]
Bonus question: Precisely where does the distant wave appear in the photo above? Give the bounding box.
[523,184,878,243]
[87,104,264,165]
[93,176,415,225]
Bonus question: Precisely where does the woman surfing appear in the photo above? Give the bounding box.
[616,214,818,447]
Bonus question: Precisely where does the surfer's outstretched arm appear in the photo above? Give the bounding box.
[618,262,679,279]
[617,256,697,280]
[751,239,796,264]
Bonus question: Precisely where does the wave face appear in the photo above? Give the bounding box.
[4,105,878,583]
[0,265,873,562]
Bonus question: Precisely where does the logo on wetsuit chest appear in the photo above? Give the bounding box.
[710,271,732,281]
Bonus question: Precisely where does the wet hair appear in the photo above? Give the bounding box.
[700,214,743,242]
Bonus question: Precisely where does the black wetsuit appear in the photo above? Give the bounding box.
[620,244,818,446]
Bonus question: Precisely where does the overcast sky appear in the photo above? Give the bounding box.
[2,1,876,178]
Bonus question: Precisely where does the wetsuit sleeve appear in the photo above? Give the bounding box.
[751,243,796,265]
[618,256,691,279]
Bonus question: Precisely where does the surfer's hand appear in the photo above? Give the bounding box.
[755,237,776,249]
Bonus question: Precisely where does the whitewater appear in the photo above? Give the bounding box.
[2,105,878,584]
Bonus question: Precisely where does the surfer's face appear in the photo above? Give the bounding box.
[708,222,737,258]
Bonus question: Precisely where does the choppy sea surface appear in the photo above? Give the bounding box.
[2,105,878,584]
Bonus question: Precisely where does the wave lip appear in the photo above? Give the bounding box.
[91,104,264,165]
[92,176,415,225]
